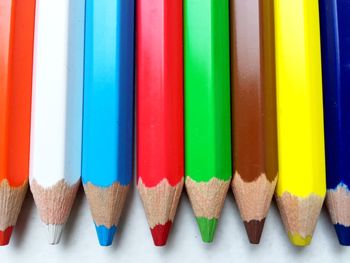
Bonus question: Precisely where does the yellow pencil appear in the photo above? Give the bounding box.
[274,0,326,246]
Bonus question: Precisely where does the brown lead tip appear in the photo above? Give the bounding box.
[244,219,266,244]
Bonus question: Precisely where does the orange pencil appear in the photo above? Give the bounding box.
[0,0,36,245]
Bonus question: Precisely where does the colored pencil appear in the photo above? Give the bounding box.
[29,0,85,245]
[82,0,135,246]
[0,0,36,246]
[274,0,326,246]
[319,0,350,246]
[136,0,184,246]
[184,0,232,243]
[230,0,278,244]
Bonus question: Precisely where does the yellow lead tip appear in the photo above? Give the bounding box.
[288,233,312,246]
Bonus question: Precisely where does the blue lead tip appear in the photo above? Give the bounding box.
[334,224,350,246]
[95,224,117,246]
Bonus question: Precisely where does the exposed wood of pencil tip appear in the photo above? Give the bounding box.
[83,182,129,228]
[30,179,80,225]
[0,179,28,231]
[276,192,324,245]
[232,172,277,244]
[327,185,350,227]
[137,178,183,228]
[185,177,230,219]
[232,172,277,222]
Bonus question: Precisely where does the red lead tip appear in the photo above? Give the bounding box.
[0,226,14,246]
[150,221,172,246]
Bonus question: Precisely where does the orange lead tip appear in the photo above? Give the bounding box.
[150,221,172,247]
[0,227,14,246]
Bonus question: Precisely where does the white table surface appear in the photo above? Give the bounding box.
[0,183,349,263]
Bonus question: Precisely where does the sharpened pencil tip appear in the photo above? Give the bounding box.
[196,217,217,243]
[47,224,64,245]
[288,233,312,246]
[334,224,350,246]
[150,221,172,246]
[244,219,265,244]
[0,226,13,246]
[95,224,117,246]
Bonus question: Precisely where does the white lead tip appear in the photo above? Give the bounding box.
[46,224,64,245]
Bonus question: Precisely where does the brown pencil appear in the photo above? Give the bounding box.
[230,0,278,244]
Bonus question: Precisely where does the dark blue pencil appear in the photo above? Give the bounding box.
[319,0,350,246]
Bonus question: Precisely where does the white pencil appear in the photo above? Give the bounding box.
[30,0,85,245]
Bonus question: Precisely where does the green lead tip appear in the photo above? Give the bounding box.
[196,217,218,243]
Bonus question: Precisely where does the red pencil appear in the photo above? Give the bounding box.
[136,0,184,246]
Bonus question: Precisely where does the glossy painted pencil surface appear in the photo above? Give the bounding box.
[82,0,135,246]
[319,0,350,246]
[136,0,184,246]
[0,0,36,246]
[274,0,326,246]
[30,0,84,245]
[231,0,277,244]
[184,0,232,243]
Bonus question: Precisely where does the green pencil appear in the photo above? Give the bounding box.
[184,0,232,243]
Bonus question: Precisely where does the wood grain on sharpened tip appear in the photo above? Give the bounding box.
[0,0,36,246]
[82,0,135,247]
[230,0,278,245]
[274,0,326,246]
[319,0,350,246]
[29,0,84,245]
[136,0,184,247]
[184,0,232,243]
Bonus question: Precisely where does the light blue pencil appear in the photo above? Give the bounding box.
[82,0,135,246]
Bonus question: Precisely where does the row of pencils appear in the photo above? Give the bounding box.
[0,0,349,248]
